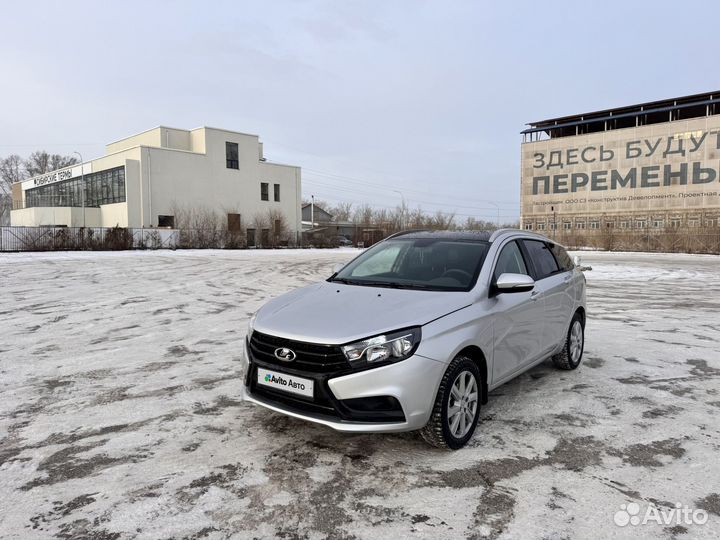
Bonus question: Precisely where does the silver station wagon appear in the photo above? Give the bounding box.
[242,229,587,449]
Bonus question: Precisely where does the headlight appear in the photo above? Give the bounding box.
[247,311,258,336]
[341,327,421,367]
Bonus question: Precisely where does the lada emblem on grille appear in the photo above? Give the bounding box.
[274,347,296,362]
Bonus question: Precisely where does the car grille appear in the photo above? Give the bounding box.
[249,331,350,373]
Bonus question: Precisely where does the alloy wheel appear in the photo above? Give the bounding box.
[570,320,583,363]
[447,370,478,438]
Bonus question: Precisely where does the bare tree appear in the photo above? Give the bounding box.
[251,212,269,246]
[0,154,25,194]
[352,203,374,224]
[330,202,353,221]
[50,154,78,171]
[0,155,26,225]
[24,151,77,177]
[266,208,290,247]
[428,210,455,230]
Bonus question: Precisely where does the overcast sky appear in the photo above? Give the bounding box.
[2,0,719,222]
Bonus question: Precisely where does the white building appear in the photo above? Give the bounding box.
[11,126,302,244]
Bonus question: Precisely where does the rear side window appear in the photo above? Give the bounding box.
[522,240,560,279]
[493,241,528,281]
[549,243,574,272]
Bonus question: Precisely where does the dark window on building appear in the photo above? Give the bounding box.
[522,240,560,280]
[261,228,270,246]
[274,219,282,235]
[25,166,126,208]
[226,142,239,169]
[158,215,175,228]
[228,213,241,232]
[549,243,574,272]
[261,182,269,201]
[273,183,280,202]
[493,241,528,281]
[246,228,256,247]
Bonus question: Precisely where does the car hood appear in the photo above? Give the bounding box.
[253,281,472,344]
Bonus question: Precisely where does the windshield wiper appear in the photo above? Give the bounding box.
[380,282,431,289]
[330,277,433,289]
[329,277,365,285]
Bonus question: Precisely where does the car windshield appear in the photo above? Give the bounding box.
[329,238,490,291]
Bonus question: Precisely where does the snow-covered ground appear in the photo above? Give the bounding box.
[0,249,719,539]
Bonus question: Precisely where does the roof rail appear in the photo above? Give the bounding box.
[489,228,562,243]
[384,229,429,240]
[489,228,523,241]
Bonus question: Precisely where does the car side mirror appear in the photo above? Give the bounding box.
[495,273,535,293]
[573,255,592,272]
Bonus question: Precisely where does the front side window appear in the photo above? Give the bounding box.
[522,240,560,280]
[549,243,574,272]
[226,142,239,169]
[331,238,490,291]
[261,182,269,201]
[493,241,528,281]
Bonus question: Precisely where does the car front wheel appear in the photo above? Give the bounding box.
[552,313,585,370]
[420,355,481,449]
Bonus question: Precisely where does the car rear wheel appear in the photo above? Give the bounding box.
[552,313,585,370]
[420,355,481,449]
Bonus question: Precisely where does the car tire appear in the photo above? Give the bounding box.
[420,355,482,450]
[552,312,585,370]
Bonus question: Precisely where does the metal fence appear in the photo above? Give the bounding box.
[0,227,179,252]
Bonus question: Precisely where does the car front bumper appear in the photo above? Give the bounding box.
[242,337,446,433]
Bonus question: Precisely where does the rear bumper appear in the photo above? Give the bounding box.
[242,337,445,433]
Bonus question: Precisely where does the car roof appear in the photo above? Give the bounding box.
[385,229,562,246]
[388,230,493,242]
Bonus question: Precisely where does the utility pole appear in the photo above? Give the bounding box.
[393,190,405,230]
[489,201,500,228]
[73,151,85,228]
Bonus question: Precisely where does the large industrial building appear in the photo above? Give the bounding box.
[11,126,302,244]
[521,91,720,239]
